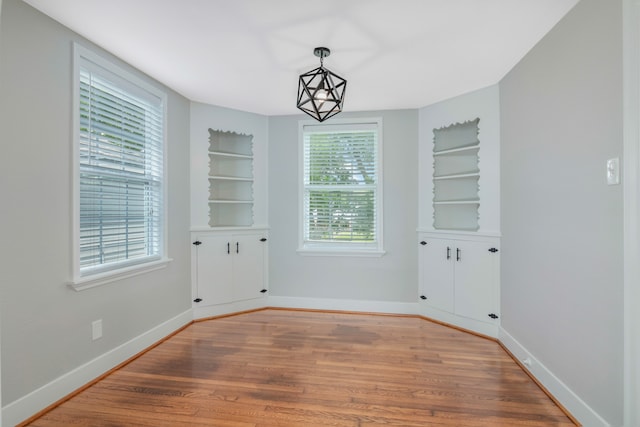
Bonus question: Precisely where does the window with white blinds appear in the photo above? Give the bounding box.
[73,45,167,283]
[300,120,383,254]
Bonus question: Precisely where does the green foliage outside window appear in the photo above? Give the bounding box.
[305,131,377,243]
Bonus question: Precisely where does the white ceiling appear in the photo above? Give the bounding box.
[23,0,579,116]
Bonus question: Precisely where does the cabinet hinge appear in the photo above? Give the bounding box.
[419,241,427,246]
[193,298,203,303]
[420,295,427,300]
[488,313,499,319]
[193,240,202,246]
[488,247,499,253]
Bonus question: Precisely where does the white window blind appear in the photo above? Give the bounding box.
[302,121,382,253]
[77,50,165,277]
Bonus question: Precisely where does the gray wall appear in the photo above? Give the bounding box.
[0,0,191,406]
[0,0,625,424]
[268,110,418,303]
[500,0,623,424]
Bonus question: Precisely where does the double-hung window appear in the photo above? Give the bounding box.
[72,44,168,289]
[299,119,384,256]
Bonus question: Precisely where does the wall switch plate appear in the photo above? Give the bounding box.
[92,319,103,341]
[607,158,620,185]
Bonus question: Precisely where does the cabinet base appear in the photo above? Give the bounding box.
[419,304,499,338]
[193,297,268,320]
[192,296,499,338]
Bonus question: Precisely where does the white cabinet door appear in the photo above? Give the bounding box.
[419,235,499,324]
[419,237,454,312]
[193,231,267,307]
[194,233,234,305]
[454,240,498,322]
[232,233,266,302]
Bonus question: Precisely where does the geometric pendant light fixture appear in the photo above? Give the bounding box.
[297,47,347,122]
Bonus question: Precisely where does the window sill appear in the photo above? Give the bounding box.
[297,247,386,257]
[69,258,173,291]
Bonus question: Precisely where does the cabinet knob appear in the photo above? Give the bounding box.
[260,289,268,293]
[488,313,499,319]
[260,238,267,242]
[193,298,202,303]
[488,247,499,253]
[192,240,202,246]
[420,295,427,300]
[420,241,427,246]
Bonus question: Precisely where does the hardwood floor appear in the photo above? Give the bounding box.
[25,309,577,426]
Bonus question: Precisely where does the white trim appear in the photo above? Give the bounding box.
[71,43,81,284]
[1,297,609,426]
[419,304,499,338]
[296,248,386,257]
[1,309,192,427]
[192,297,268,320]
[71,42,169,285]
[298,117,384,255]
[499,327,610,427]
[73,43,166,103]
[418,230,502,243]
[68,258,172,291]
[416,228,502,238]
[623,1,640,426]
[190,225,270,233]
[269,297,497,337]
[267,296,418,315]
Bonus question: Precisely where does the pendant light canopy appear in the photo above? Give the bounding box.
[297,47,347,122]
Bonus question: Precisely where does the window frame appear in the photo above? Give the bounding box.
[70,43,170,291]
[298,118,385,257]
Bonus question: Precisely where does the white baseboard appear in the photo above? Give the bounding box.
[419,304,499,338]
[267,295,419,315]
[499,327,610,427]
[2,309,193,427]
[192,297,268,320]
[3,301,609,427]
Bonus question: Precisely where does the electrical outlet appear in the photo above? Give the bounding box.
[92,319,103,341]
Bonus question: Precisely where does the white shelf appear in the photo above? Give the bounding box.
[209,200,253,204]
[434,200,480,205]
[432,119,480,231]
[433,144,479,156]
[208,175,253,182]
[433,172,480,181]
[208,128,253,156]
[208,151,253,160]
[438,226,478,232]
[208,129,254,227]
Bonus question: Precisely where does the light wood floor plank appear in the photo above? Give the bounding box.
[25,309,577,426]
